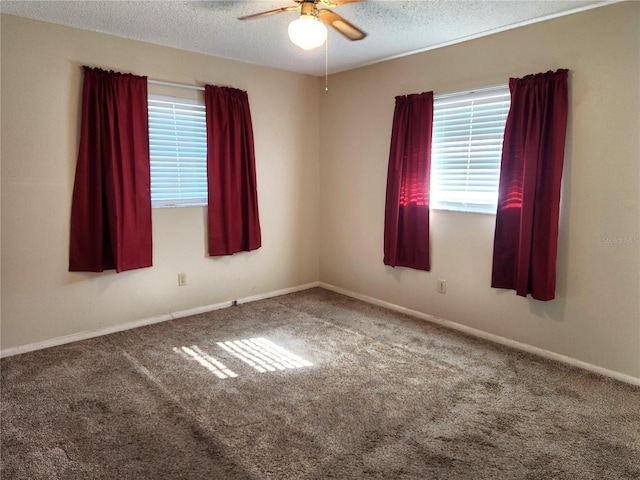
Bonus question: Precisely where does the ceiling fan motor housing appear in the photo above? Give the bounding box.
[300,1,318,17]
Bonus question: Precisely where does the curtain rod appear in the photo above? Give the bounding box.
[148,79,204,92]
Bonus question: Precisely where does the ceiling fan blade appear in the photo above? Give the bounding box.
[238,5,300,21]
[321,0,363,5]
[317,9,367,41]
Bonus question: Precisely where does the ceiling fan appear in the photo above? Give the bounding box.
[239,0,367,50]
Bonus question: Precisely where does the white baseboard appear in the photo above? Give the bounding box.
[3,280,638,387]
[0,281,320,359]
[319,282,640,387]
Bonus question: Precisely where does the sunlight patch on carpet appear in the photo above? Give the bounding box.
[217,338,313,373]
[173,345,238,379]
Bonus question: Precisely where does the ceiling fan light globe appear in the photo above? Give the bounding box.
[288,15,327,50]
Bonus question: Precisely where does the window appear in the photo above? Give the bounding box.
[148,95,207,208]
[430,86,510,213]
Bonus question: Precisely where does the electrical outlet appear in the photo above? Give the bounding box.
[437,279,447,294]
[178,273,187,287]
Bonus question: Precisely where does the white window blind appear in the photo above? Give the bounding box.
[430,86,510,214]
[148,94,207,208]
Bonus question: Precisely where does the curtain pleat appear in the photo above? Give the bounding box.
[69,67,152,272]
[491,69,569,300]
[205,85,261,256]
[383,92,433,271]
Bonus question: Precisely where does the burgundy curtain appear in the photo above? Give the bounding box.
[69,67,152,273]
[383,92,433,271]
[205,85,261,256]
[491,69,569,300]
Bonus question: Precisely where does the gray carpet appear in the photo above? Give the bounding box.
[1,288,639,479]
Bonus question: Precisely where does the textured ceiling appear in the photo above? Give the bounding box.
[1,0,617,76]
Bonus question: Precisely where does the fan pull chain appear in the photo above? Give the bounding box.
[325,35,329,93]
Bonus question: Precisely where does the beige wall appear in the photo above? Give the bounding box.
[2,2,639,381]
[1,15,320,350]
[319,2,640,379]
